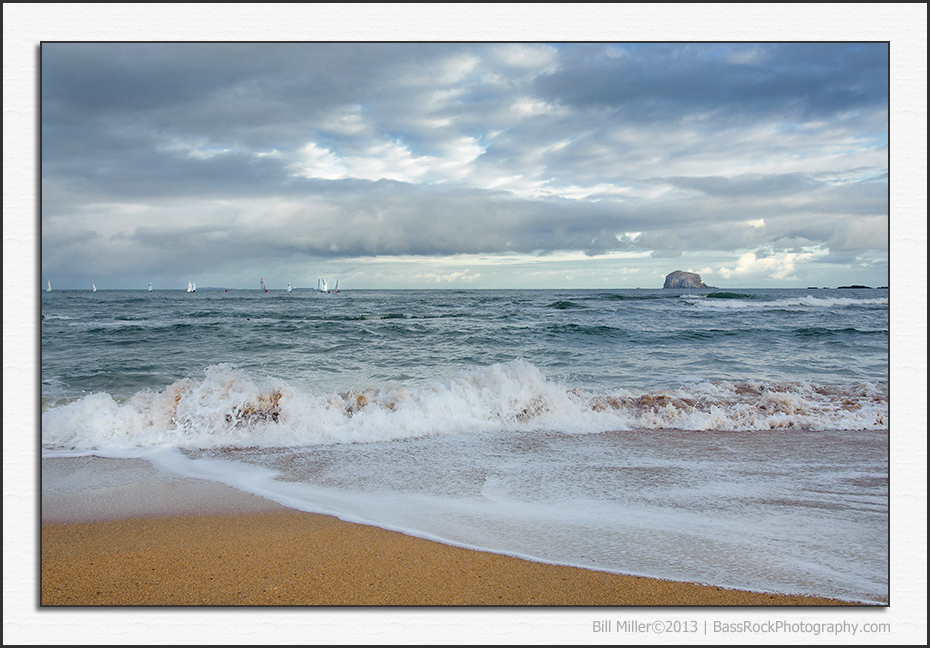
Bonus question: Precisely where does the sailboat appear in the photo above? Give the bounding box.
[47,280,52,293]
[332,279,340,294]
[92,283,97,293]
[317,278,328,293]
[187,281,196,293]
[287,282,292,294]
[148,283,153,292]
[260,277,269,293]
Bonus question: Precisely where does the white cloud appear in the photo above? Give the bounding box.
[718,250,820,281]
[346,141,434,182]
[292,142,348,180]
[292,140,438,183]
[431,136,486,181]
[509,97,561,118]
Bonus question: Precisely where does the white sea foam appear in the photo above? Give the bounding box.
[41,360,889,452]
[681,294,888,310]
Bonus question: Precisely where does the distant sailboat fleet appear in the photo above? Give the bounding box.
[44,278,340,293]
[317,278,339,293]
[179,277,339,292]
[257,277,342,293]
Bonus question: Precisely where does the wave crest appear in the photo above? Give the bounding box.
[42,361,889,452]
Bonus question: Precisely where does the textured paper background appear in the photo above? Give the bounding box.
[5,4,926,644]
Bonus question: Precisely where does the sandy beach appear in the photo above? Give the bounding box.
[41,507,858,607]
[40,458,864,607]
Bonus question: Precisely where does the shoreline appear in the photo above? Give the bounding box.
[41,509,861,607]
[40,456,874,606]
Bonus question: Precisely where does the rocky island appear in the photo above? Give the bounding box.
[663,270,713,289]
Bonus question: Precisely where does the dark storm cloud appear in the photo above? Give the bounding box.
[223,181,641,258]
[662,173,821,198]
[42,42,458,150]
[534,43,888,122]
[660,171,888,217]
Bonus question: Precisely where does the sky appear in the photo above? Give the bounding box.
[40,41,891,290]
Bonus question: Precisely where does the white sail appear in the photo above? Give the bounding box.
[192,281,196,293]
[287,282,292,293]
[92,283,97,292]
[148,283,153,292]
[47,280,52,292]
[318,278,328,293]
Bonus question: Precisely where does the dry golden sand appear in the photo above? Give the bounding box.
[41,510,858,606]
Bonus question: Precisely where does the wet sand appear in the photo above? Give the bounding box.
[41,509,857,606]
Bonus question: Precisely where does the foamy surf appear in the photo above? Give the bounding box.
[681,294,888,310]
[42,360,888,453]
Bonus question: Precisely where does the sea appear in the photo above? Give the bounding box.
[40,287,889,604]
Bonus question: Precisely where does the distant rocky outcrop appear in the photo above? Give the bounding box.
[663,270,712,289]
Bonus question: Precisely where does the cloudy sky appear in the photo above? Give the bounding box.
[40,41,889,290]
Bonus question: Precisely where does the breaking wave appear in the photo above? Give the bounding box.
[682,294,888,310]
[42,360,889,453]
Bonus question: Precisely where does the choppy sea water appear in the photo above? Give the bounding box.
[41,288,889,603]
